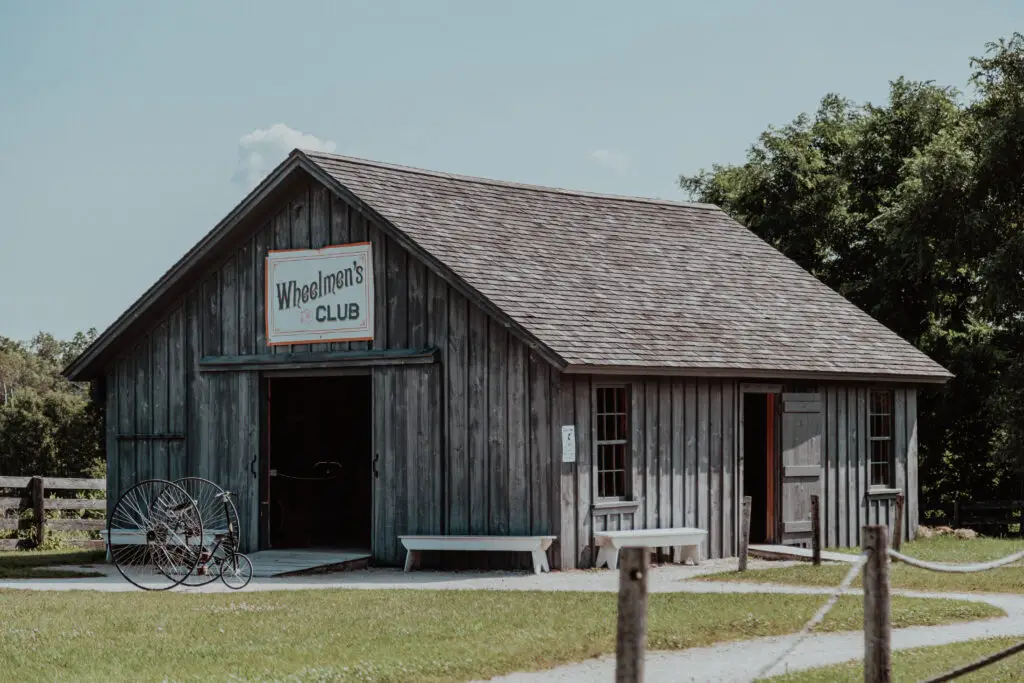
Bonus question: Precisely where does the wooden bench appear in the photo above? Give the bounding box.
[593,527,708,570]
[100,528,228,563]
[398,535,557,575]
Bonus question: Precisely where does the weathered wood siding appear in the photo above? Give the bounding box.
[821,386,918,547]
[555,379,919,567]
[96,172,921,566]
[99,176,561,564]
[559,376,738,565]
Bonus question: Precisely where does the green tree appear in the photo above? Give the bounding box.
[681,35,1024,516]
[0,329,102,478]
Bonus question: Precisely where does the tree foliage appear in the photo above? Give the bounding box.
[0,329,103,478]
[681,34,1024,515]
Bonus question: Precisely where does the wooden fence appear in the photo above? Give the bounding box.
[0,476,106,550]
[954,500,1023,537]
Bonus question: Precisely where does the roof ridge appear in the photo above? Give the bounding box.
[298,149,723,212]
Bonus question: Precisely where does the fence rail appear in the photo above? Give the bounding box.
[954,499,1023,537]
[0,476,106,550]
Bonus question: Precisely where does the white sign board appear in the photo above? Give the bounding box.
[561,425,576,463]
[265,243,374,346]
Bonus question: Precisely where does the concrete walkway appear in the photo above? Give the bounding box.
[484,589,1024,682]
[0,557,792,593]
[5,561,1023,681]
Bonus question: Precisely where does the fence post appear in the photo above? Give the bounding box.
[893,493,905,555]
[616,547,648,683]
[863,525,891,683]
[31,476,45,548]
[811,494,821,566]
[739,495,752,571]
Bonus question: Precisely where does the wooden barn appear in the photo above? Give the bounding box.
[64,149,951,570]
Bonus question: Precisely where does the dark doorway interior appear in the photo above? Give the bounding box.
[743,393,770,544]
[267,374,372,549]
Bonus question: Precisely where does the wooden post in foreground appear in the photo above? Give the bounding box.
[739,495,752,571]
[893,493,905,554]
[31,476,45,548]
[863,525,892,683]
[616,547,649,683]
[811,494,821,566]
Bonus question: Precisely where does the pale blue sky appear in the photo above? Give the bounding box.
[1,1,1021,342]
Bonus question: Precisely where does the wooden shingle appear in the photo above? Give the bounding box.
[305,151,950,381]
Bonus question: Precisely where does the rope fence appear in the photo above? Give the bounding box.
[751,527,1023,682]
[865,525,1023,682]
[611,523,1021,683]
[753,552,868,680]
[922,641,1024,683]
[886,547,1024,573]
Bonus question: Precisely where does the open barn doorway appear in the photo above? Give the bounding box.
[264,374,372,550]
[743,392,778,544]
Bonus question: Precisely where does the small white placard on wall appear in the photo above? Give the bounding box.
[561,425,576,463]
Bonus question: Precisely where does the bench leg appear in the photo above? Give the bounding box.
[680,545,700,566]
[530,549,550,575]
[403,549,421,572]
[595,545,619,570]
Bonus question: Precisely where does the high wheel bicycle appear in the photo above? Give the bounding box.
[172,477,252,589]
[107,479,204,591]
[108,477,253,590]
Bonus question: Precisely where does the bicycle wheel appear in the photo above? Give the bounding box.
[173,477,241,587]
[108,479,204,591]
[219,552,254,590]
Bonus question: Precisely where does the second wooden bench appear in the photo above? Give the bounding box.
[593,527,708,570]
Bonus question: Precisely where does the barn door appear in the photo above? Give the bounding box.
[779,392,823,546]
[371,364,443,566]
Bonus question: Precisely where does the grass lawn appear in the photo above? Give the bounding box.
[766,636,1023,681]
[702,536,1024,594]
[0,588,1004,682]
[0,549,107,579]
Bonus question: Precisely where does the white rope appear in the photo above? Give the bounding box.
[752,553,868,681]
[887,548,1024,573]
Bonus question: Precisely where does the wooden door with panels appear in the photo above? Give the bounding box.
[779,392,823,546]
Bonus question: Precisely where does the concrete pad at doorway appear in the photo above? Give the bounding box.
[247,549,371,577]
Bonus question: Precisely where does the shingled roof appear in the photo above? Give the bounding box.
[305,151,949,382]
[65,149,951,383]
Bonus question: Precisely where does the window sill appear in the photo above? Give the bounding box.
[592,500,640,513]
[867,488,902,499]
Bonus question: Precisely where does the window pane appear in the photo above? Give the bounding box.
[595,388,630,498]
[870,461,889,488]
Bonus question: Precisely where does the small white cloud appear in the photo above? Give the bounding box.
[588,149,631,173]
[233,123,337,186]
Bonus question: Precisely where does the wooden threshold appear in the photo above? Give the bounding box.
[199,347,440,373]
[748,544,860,564]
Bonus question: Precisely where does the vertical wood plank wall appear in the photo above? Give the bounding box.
[559,376,738,564]
[99,178,560,564]
[820,386,918,547]
[97,173,920,565]
[557,379,919,566]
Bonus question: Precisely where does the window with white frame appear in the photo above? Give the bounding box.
[595,386,630,500]
[869,389,894,488]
